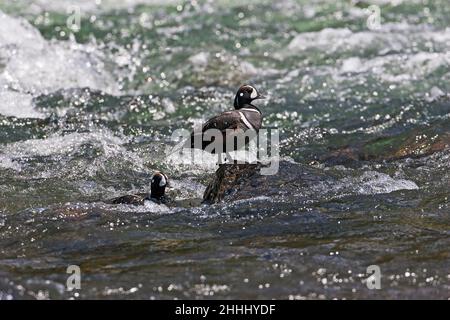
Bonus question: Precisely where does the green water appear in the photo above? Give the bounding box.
[0,0,449,299]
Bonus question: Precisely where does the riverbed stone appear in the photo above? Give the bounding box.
[323,129,450,164]
[203,160,333,204]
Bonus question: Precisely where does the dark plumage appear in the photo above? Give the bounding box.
[189,84,265,153]
[108,171,168,206]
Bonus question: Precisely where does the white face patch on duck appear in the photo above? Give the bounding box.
[250,87,257,99]
[159,175,167,187]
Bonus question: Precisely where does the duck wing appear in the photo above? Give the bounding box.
[201,111,245,132]
[109,193,149,205]
[189,111,247,150]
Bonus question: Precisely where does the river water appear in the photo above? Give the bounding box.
[0,0,449,299]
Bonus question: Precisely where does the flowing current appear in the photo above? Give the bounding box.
[0,0,449,299]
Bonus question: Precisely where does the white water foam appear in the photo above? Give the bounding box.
[337,51,450,82]
[0,129,149,179]
[2,130,124,158]
[0,91,45,119]
[287,23,450,55]
[283,23,450,99]
[338,171,419,195]
[9,0,182,14]
[0,155,22,171]
[0,10,119,118]
[105,200,172,214]
[287,23,450,82]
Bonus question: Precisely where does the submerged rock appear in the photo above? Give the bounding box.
[323,129,450,164]
[203,160,333,204]
[203,160,421,204]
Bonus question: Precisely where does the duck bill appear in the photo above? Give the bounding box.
[255,94,266,100]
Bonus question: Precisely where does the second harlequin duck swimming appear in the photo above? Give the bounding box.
[108,172,203,208]
[109,171,169,205]
[189,84,265,152]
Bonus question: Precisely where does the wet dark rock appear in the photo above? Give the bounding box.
[390,132,450,160]
[322,146,360,166]
[203,160,334,204]
[323,129,450,165]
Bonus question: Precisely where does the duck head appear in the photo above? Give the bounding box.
[233,84,265,109]
[150,171,168,200]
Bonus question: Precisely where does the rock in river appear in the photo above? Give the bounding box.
[203,160,334,204]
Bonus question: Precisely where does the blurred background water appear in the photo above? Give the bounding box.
[0,0,449,299]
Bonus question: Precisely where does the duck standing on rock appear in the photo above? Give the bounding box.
[189,84,265,155]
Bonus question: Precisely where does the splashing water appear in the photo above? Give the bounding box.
[0,0,449,299]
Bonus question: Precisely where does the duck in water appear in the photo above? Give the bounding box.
[108,171,202,207]
[109,171,168,205]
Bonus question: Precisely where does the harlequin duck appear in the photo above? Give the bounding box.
[189,84,265,153]
[109,171,168,205]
